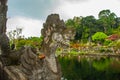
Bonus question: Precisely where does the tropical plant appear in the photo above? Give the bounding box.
[92,32,108,44]
[98,9,117,35]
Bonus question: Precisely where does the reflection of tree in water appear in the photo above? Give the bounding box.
[59,56,120,80]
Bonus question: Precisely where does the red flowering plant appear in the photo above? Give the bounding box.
[107,34,120,41]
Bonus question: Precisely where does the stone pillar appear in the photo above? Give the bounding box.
[0,0,10,56]
[0,0,7,34]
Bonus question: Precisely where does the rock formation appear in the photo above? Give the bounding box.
[19,14,75,80]
[0,0,10,56]
[0,0,75,80]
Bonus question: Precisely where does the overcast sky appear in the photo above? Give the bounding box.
[7,0,120,37]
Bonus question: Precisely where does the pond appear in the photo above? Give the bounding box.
[58,55,120,80]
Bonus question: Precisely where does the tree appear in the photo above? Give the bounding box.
[98,9,117,34]
[65,16,83,40]
[92,32,108,44]
[7,28,23,41]
[115,17,120,28]
[7,28,23,49]
[65,9,120,43]
[65,19,74,28]
[16,36,43,49]
[81,16,97,42]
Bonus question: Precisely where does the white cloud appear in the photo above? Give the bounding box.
[53,0,120,20]
[7,16,44,38]
[7,0,120,37]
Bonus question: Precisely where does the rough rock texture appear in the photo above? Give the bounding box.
[0,1,75,79]
[0,0,10,56]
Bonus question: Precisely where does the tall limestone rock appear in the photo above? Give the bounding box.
[0,0,75,80]
[0,0,10,56]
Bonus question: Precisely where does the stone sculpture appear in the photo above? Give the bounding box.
[19,14,75,80]
[0,0,75,80]
[0,0,10,56]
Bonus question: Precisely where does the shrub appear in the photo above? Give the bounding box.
[115,39,120,49]
[104,39,112,45]
[92,32,108,44]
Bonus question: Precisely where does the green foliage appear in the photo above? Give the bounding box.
[15,36,43,49]
[99,47,106,52]
[113,26,120,34]
[65,9,120,42]
[108,41,116,47]
[114,39,120,49]
[59,56,120,80]
[98,9,117,34]
[68,50,78,55]
[65,17,83,40]
[7,28,23,41]
[7,9,120,54]
[92,32,108,43]
[104,39,112,45]
[16,39,26,49]
[8,28,44,50]
[93,58,111,71]
[108,39,120,48]
[99,46,112,53]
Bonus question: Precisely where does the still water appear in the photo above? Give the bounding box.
[59,55,120,80]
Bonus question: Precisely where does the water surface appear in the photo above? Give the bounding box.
[59,55,120,80]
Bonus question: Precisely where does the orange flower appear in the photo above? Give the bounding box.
[38,54,45,59]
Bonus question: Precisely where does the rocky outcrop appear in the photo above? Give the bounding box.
[0,0,10,56]
[0,0,75,80]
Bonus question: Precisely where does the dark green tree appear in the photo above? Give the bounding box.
[98,9,117,35]
[65,16,83,40]
[81,16,97,42]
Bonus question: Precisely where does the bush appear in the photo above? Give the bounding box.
[92,32,108,44]
[15,37,43,49]
[104,39,112,45]
[116,40,120,46]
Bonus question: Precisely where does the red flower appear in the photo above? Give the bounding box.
[107,34,120,41]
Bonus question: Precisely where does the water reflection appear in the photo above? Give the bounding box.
[59,56,120,80]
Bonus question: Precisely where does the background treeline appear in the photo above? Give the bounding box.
[65,9,120,42]
[8,9,120,51]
